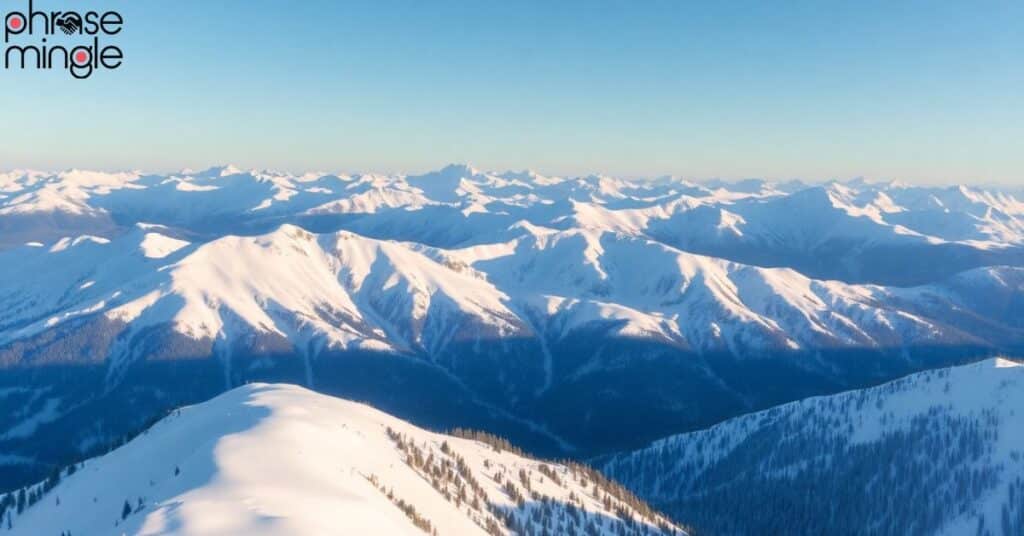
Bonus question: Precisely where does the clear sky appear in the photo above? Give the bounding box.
[0,0,1021,184]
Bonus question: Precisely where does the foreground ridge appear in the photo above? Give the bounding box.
[0,384,686,536]
[603,358,1024,536]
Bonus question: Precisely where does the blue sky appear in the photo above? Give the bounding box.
[0,0,1021,183]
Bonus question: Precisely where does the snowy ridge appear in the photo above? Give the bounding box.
[3,166,1023,353]
[2,164,1024,496]
[0,224,527,357]
[3,166,1024,255]
[0,384,684,536]
[602,358,1024,536]
[0,220,1019,363]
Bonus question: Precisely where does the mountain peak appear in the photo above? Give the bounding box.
[186,164,245,179]
[3,383,685,536]
[436,163,482,177]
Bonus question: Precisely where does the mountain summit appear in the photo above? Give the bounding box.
[1,384,684,536]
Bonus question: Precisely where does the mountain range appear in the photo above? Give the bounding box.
[1,165,1022,492]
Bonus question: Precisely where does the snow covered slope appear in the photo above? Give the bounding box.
[3,222,1019,367]
[0,223,530,357]
[2,165,1024,493]
[4,166,1024,284]
[602,358,1024,536]
[0,384,684,536]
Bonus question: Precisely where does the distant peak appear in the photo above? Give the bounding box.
[499,169,545,182]
[440,163,481,175]
[993,357,1022,368]
[187,164,245,178]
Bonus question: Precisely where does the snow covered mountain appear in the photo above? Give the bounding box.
[1,165,1023,493]
[0,384,684,536]
[601,358,1024,536]
[5,166,1023,283]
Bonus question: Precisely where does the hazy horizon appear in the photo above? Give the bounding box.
[3,162,1021,190]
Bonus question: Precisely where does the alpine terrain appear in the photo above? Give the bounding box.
[602,358,1024,536]
[0,383,685,536]
[2,165,1023,491]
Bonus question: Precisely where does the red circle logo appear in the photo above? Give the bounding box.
[8,16,24,30]
[74,51,89,65]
